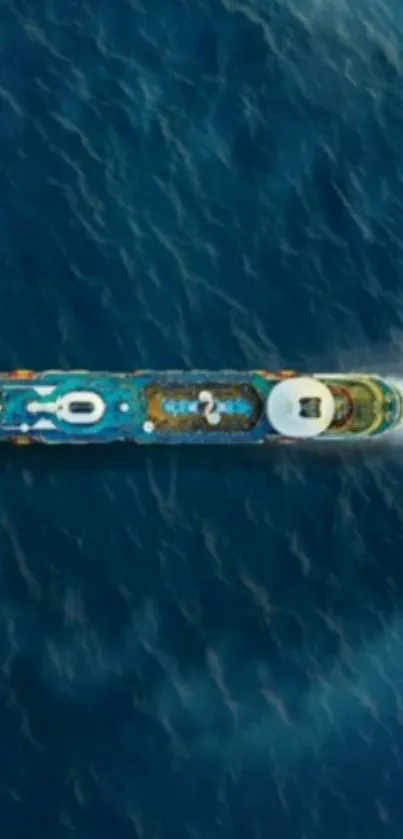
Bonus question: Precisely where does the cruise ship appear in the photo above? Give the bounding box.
[0,369,401,445]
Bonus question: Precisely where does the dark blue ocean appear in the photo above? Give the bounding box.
[1,0,403,837]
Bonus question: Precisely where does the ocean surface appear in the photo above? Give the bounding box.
[1,0,403,837]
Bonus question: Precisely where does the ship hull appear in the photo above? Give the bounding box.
[0,370,401,445]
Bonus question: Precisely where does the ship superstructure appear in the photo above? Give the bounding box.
[0,370,401,444]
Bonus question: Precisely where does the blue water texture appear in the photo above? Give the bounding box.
[1,0,403,837]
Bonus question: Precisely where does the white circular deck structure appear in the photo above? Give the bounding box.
[266,377,335,438]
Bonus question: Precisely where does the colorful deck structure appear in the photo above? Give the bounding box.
[0,369,401,444]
